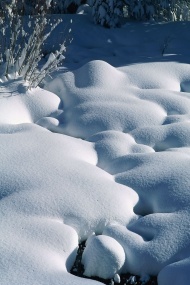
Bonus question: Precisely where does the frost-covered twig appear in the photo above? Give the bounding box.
[0,0,71,88]
[161,35,172,56]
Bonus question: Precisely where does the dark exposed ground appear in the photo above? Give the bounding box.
[70,242,158,285]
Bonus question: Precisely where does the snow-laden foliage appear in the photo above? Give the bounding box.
[0,0,70,88]
[125,0,190,21]
[1,0,189,24]
[90,0,124,28]
[42,0,87,14]
[90,0,190,27]
[0,0,87,15]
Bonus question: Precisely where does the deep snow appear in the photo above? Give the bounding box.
[1,10,190,285]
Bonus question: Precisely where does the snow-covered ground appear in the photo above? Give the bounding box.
[1,11,190,285]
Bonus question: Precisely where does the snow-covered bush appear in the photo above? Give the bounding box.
[50,0,86,14]
[90,0,190,27]
[0,0,70,88]
[125,0,190,21]
[90,0,124,28]
[89,0,123,28]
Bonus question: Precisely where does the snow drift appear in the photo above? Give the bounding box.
[1,15,190,285]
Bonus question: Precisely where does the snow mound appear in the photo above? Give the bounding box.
[131,122,190,151]
[0,122,138,284]
[82,235,125,279]
[72,60,126,89]
[89,130,154,173]
[102,149,190,276]
[44,59,190,284]
[158,257,190,285]
[46,60,167,138]
[119,62,190,91]
[0,216,78,285]
[0,79,60,124]
[115,151,190,214]
[103,209,190,277]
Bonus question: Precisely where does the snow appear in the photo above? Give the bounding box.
[82,235,125,279]
[1,13,190,285]
[0,79,60,124]
[128,276,137,284]
[76,4,92,15]
[114,273,121,283]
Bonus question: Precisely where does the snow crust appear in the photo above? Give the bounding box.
[1,14,190,285]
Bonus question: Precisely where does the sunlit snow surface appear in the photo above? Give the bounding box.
[1,14,190,285]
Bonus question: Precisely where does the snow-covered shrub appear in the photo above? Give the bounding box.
[90,0,124,28]
[50,0,86,14]
[0,0,70,88]
[90,0,190,27]
[125,0,190,21]
[76,3,92,14]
